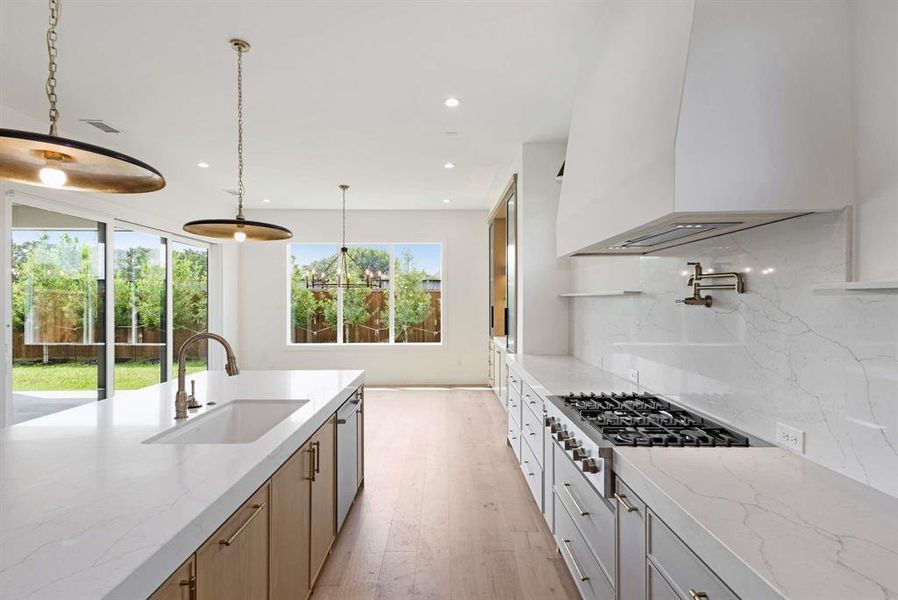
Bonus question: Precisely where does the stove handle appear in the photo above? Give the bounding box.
[562,483,589,516]
[560,539,590,582]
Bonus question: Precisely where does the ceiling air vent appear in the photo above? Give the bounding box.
[79,119,122,134]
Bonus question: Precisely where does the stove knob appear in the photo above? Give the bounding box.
[564,438,580,450]
[572,447,588,460]
[550,422,563,434]
[554,429,569,442]
[581,458,600,474]
[545,416,556,427]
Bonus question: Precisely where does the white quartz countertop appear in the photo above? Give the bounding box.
[507,354,898,600]
[0,369,364,600]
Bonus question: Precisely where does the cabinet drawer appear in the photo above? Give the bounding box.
[648,562,681,600]
[522,382,543,418]
[507,385,522,429]
[553,442,615,585]
[519,434,543,511]
[507,418,522,464]
[507,368,523,398]
[520,396,544,467]
[554,491,615,600]
[196,483,270,600]
[647,511,739,600]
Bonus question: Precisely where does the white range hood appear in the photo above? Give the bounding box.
[557,0,855,256]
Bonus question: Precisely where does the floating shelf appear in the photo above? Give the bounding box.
[812,280,898,292]
[559,290,642,298]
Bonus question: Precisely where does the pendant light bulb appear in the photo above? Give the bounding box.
[39,162,67,188]
[233,230,247,242]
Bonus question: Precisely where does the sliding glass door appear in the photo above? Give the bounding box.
[113,228,167,390]
[172,241,209,375]
[10,205,107,423]
[7,201,215,422]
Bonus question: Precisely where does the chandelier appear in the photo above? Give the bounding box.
[305,185,386,289]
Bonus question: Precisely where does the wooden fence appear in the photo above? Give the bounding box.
[293,290,441,344]
[13,328,207,364]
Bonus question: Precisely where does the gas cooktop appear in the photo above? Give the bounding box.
[558,392,750,448]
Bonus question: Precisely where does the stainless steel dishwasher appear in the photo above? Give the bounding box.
[336,389,362,531]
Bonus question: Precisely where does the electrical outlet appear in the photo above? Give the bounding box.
[629,369,639,384]
[776,423,805,453]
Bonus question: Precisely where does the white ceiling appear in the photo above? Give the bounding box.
[0,1,599,213]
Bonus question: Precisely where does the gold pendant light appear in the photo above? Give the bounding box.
[0,0,165,193]
[183,39,292,243]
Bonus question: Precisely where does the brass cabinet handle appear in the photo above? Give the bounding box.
[689,591,709,600]
[178,574,196,600]
[614,492,638,513]
[563,483,590,516]
[309,444,317,482]
[219,503,265,546]
[561,539,590,582]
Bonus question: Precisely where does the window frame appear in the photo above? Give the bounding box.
[285,241,444,347]
[0,188,219,426]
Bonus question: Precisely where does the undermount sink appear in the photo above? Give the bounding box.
[145,399,309,444]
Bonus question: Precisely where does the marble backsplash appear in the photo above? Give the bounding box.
[569,210,898,497]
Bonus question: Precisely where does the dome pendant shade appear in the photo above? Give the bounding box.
[183,217,292,241]
[0,128,166,193]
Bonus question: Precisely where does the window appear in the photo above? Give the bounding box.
[10,205,107,423]
[113,229,167,390]
[289,243,441,344]
[172,242,209,376]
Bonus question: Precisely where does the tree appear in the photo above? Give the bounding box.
[114,247,165,335]
[11,233,99,343]
[392,249,434,342]
[172,248,208,334]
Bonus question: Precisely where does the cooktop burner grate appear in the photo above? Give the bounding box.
[560,392,750,447]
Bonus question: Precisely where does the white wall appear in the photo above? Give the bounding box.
[237,208,488,385]
[516,141,571,355]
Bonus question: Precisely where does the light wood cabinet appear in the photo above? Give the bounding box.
[148,556,195,600]
[309,414,337,585]
[270,442,312,600]
[196,483,270,600]
[148,399,362,600]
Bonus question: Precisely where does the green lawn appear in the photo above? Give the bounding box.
[13,360,207,392]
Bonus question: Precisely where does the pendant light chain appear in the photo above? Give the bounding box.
[342,185,347,246]
[235,44,246,219]
[46,0,61,136]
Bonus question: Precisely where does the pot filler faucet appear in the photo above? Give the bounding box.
[175,332,240,419]
[677,261,745,307]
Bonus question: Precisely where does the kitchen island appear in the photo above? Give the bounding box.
[0,369,364,600]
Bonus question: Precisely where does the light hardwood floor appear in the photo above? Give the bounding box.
[312,388,579,600]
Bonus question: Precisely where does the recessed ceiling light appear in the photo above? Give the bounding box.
[197,162,210,168]
[444,97,460,108]
[444,162,455,169]
[262,198,271,203]
[443,198,451,204]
